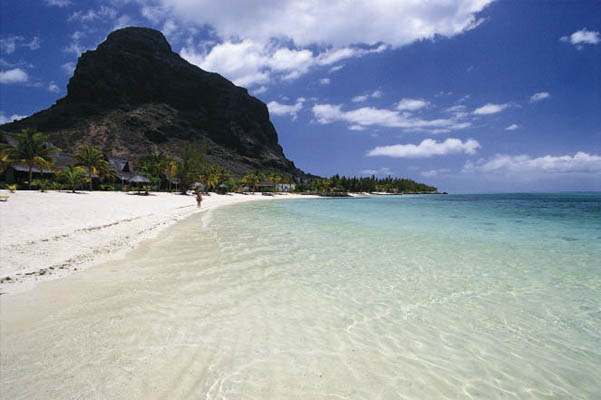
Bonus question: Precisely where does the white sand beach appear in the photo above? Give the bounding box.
[0,190,309,294]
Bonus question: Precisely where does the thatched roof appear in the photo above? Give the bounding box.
[129,174,151,183]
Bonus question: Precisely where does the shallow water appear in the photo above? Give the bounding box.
[2,193,601,399]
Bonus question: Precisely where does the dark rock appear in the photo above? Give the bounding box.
[1,27,304,177]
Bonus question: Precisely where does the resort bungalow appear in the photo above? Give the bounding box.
[276,183,296,192]
[108,157,136,186]
[258,182,276,192]
[1,151,88,185]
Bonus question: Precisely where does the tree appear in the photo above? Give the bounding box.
[241,172,261,192]
[75,146,109,191]
[1,129,59,189]
[58,164,88,193]
[166,160,177,192]
[200,164,230,192]
[175,143,204,193]
[137,152,171,190]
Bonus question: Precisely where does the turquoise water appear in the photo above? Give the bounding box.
[198,193,601,398]
[2,193,600,399]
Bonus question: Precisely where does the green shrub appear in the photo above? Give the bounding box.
[31,179,53,192]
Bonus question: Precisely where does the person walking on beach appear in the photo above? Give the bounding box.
[196,191,202,208]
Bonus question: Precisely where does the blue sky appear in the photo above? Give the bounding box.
[1,0,600,192]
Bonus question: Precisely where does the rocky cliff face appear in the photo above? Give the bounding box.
[2,27,301,176]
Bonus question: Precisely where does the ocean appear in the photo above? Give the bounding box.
[2,193,600,398]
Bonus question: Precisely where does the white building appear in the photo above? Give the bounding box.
[276,183,296,192]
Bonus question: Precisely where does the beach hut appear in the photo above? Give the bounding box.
[129,174,151,194]
[217,183,229,194]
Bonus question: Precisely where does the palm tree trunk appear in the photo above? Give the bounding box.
[28,165,33,189]
[88,168,93,191]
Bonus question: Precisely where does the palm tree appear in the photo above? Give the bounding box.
[242,172,261,193]
[137,152,171,190]
[2,129,59,189]
[200,164,220,192]
[58,164,88,193]
[75,146,109,191]
[166,160,177,192]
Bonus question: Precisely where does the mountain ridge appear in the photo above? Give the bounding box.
[1,27,304,177]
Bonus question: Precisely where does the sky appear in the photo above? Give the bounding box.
[1,0,600,192]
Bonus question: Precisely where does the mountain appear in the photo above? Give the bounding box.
[0,27,303,177]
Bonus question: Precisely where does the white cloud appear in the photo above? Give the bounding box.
[463,152,601,175]
[64,41,85,56]
[0,112,26,124]
[396,98,429,111]
[421,168,450,177]
[312,103,471,132]
[360,167,392,176]
[319,78,331,85]
[161,0,492,87]
[69,6,117,23]
[530,92,550,103]
[352,90,383,103]
[267,98,305,119]
[505,124,519,131]
[560,28,600,46]
[0,68,29,84]
[473,103,509,115]
[113,14,133,30]
[0,36,40,54]
[149,0,493,48]
[45,0,71,6]
[48,81,60,93]
[329,65,344,73]
[61,62,76,75]
[253,86,267,95]
[181,40,386,87]
[367,138,480,158]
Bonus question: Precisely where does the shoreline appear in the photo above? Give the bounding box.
[0,190,315,295]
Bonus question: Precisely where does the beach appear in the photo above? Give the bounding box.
[0,190,310,295]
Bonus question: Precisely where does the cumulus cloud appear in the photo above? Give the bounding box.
[367,138,480,158]
[148,0,493,48]
[319,78,331,85]
[505,124,519,131]
[0,68,29,84]
[560,28,600,46]
[267,98,305,119]
[530,92,550,103]
[312,104,471,133]
[463,152,601,175]
[396,98,429,111]
[473,103,509,115]
[0,112,26,124]
[181,40,386,87]
[152,0,492,87]
[329,65,344,73]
